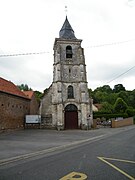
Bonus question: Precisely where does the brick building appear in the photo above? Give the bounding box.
[0,77,39,131]
[23,91,39,114]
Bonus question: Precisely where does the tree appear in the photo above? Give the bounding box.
[17,84,32,91]
[94,85,112,93]
[93,91,106,103]
[43,88,49,94]
[34,91,43,101]
[100,102,113,113]
[114,97,128,113]
[91,86,115,104]
[104,93,118,105]
[118,91,129,105]
[88,88,93,98]
[128,90,135,108]
[113,84,126,93]
[126,108,135,117]
[90,84,134,118]
[101,85,112,93]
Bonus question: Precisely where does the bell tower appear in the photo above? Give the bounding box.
[51,16,93,130]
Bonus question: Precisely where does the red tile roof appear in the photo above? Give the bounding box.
[23,91,34,99]
[0,77,29,99]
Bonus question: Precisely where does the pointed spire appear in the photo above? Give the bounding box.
[59,16,77,39]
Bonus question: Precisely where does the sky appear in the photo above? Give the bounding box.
[0,0,135,92]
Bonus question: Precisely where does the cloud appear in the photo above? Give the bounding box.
[0,0,135,91]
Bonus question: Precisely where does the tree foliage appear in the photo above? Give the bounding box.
[113,97,128,113]
[100,102,113,113]
[17,84,32,91]
[113,84,126,93]
[94,85,112,93]
[90,84,135,118]
[34,91,43,101]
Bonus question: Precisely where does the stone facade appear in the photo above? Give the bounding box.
[40,17,93,130]
[40,85,53,128]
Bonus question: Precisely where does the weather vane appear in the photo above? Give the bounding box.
[65,5,68,15]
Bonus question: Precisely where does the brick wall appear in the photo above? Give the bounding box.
[29,93,39,115]
[112,117,134,128]
[0,91,30,130]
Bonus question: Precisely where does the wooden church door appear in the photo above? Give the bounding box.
[64,104,78,129]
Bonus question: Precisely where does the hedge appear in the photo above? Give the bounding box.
[93,112,128,119]
[126,109,135,117]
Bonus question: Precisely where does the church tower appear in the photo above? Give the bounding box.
[41,16,93,130]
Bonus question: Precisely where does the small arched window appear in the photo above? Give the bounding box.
[68,85,74,99]
[66,46,72,58]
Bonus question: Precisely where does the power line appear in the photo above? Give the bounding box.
[0,38,135,58]
[86,38,135,48]
[107,65,135,84]
[0,51,50,58]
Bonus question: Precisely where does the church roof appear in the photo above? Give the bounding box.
[59,16,77,39]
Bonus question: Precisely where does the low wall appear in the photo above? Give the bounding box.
[92,119,97,129]
[112,117,134,128]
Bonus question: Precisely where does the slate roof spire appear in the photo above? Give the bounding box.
[59,16,77,39]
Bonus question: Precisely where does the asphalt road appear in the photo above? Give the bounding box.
[0,126,135,180]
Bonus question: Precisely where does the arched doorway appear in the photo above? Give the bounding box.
[64,104,78,129]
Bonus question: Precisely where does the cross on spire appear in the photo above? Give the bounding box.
[65,5,68,15]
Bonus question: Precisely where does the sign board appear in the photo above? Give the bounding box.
[25,115,41,124]
[116,117,123,121]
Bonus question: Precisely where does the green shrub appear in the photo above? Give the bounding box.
[93,112,128,119]
[126,108,135,117]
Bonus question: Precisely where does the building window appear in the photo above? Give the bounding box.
[66,46,72,58]
[68,85,74,99]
